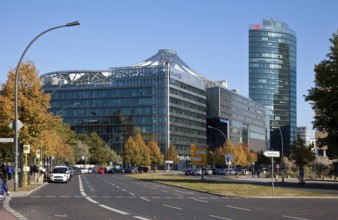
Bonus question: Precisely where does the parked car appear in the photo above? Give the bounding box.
[203,168,213,175]
[193,169,202,175]
[49,166,71,183]
[107,169,115,174]
[97,167,107,174]
[125,167,138,174]
[138,166,149,173]
[184,168,194,175]
[81,168,89,174]
[214,168,226,175]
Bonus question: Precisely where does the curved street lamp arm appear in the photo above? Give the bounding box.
[14,21,80,192]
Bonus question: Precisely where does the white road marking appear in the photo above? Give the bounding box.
[226,205,250,211]
[192,198,208,203]
[3,197,28,220]
[79,175,130,216]
[85,196,98,204]
[129,192,135,196]
[176,190,193,194]
[161,190,168,193]
[282,215,310,220]
[54,214,67,218]
[163,204,183,210]
[209,215,233,220]
[133,216,151,220]
[99,204,129,215]
[140,197,150,202]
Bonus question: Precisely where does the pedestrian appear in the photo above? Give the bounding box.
[256,169,261,178]
[299,168,305,184]
[33,163,39,183]
[0,172,10,199]
[6,163,13,181]
[1,163,7,179]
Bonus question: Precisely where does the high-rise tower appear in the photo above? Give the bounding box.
[249,18,297,155]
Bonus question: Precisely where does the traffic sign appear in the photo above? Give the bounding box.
[263,151,280,157]
[36,150,41,158]
[0,138,14,143]
[9,120,24,130]
[23,145,30,154]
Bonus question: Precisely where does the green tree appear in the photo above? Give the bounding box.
[255,150,270,166]
[291,135,315,169]
[304,32,338,158]
[87,133,108,165]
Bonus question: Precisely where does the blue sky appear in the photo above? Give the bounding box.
[1,1,337,138]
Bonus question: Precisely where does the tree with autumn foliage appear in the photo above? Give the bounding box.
[233,144,257,167]
[0,61,77,164]
[122,136,141,167]
[165,144,179,165]
[212,140,257,167]
[147,139,164,169]
[134,132,151,166]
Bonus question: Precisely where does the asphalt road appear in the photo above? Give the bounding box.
[5,174,338,220]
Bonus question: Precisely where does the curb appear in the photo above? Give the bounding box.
[10,182,48,198]
[2,182,48,219]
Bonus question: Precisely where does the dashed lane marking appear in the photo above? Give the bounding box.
[209,215,233,220]
[226,205,250,211]
[163,204,183,210]
[282,215,310,220]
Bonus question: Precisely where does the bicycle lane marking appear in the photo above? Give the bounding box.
[79,175,135,216]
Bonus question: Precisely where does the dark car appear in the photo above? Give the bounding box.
[138,166,149,173]
[125,167,138,174]
[184,168,194,175]
[107,169,115,174]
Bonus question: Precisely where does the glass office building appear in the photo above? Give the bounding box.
[249,18,297,154]
[207,86,267,152]
[41,49,207,157]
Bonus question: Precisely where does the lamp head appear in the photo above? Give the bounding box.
[66,21,80,27]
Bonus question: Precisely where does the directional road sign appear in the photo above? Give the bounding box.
[0,138,14,143]
[263,151,280,158]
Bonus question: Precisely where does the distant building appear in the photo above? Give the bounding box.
[41,49,268,164]
[249,18,297,155]
[206,86,267,152]
[297,126,310,146]
[42,49,207,158]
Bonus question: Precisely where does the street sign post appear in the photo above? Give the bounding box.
[0,138,14,143]
[263,151,280,157]
[263,150,280,195]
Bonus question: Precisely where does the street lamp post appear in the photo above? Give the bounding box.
[14,21,80,191]
[56,103,80,115]
[275,122,284,183]
[207,126,230,176]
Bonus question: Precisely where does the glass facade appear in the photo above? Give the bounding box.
[42,50,206,156]
[207,87,267,152]
[249,19,297,154]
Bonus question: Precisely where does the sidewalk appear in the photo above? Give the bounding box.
[1,179,47,220]
[0,179,16,220]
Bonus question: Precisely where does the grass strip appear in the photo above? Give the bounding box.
[129,173,335,197]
